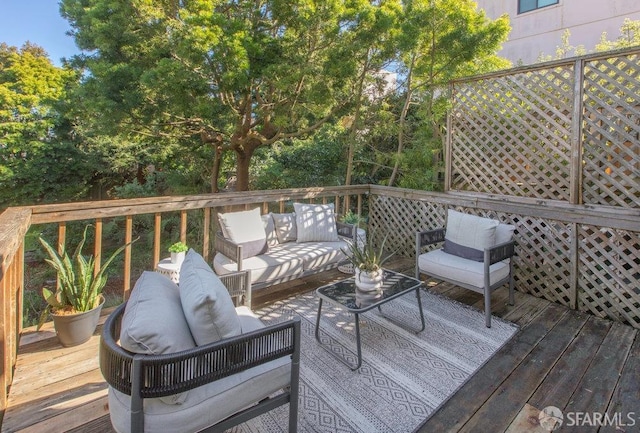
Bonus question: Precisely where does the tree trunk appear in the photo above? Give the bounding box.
[234,147,254,191]
[211,145,222,193]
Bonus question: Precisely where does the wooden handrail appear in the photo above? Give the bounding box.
[1,184,638,418]
[0,208,30,416]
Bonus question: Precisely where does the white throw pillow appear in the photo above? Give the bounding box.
[294,203,339,242]
[272,212,297,243]
[443,209,498,261]
[217,207,268,258]
[262,213,279,247]
[179,249,242,346]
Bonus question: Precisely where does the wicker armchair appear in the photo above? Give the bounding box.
[100,271,301,433]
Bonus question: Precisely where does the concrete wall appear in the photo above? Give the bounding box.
[476,0,640,65]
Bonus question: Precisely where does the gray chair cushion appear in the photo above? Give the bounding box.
[443,209,499,261]
[179,249,241,346]
[294,202,340,242]
[119,271,196,405]
[120,271,195,355]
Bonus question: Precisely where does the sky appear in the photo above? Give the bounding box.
[0,0,80,66]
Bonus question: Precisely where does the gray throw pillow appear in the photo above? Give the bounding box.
[120,271,195,405]
[179,249,242,346]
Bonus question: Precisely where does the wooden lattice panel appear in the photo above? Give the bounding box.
[578,225,640,327]
[368,195,445,258]
[512,217,573,307]
[450,65,574,200]
[582,53,640,208]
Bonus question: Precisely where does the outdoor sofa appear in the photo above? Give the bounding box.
[213,203,357,290]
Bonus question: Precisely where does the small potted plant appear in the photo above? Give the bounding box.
[341,234,394,292]
[168,241,189,264]
[38,225,132,347]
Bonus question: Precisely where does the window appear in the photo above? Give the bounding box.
[518,0,559,14]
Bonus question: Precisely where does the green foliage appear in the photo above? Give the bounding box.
[168,242,188,253]
[596,19,640,51]
[340,210,365,227]
[0,43,92,206]
[37,225,134,328]
[251,123,348,189]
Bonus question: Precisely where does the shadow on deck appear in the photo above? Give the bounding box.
[2,259,638,432]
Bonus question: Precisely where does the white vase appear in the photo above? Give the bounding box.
[171,251,185,265]
[354,268,383,292]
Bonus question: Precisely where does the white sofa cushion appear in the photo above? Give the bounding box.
[214,246,305,284]
[294,202,339,242]
[179,249,241,346]
[443,209,498,261]
[272,212,297,243]
[278,240,348,270]
[418,249,510,289]
[218,207,268,258]
[108,307,291,433]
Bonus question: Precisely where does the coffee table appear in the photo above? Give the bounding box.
[314,269,425,370]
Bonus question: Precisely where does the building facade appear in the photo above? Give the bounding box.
[475,0,640,65]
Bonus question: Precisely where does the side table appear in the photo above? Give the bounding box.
[155,258,181,284]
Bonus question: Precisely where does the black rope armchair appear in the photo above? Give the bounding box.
[100,271,301,433]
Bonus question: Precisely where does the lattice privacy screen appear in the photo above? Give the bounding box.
[450,50,639,209]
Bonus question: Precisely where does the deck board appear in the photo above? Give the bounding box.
[2,260,638,433]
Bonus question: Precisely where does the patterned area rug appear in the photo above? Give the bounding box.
[235,289,519,433]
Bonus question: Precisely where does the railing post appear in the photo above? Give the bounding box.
[570,58,585,205]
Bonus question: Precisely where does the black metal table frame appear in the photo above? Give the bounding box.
[314,271,426,370]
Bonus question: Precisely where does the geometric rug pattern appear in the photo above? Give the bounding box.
[233,289,519,433]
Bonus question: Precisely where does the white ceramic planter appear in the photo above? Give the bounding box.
[355,268,383,292]
[171,251,186,265]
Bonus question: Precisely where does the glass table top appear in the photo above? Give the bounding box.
[316,269,422,312]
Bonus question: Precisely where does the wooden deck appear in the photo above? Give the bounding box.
[2,260,638,433]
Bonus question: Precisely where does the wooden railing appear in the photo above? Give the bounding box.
[0,184,638,417]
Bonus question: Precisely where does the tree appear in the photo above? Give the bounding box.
[596,19,640,51]
[61,0,385,191]
[388,0,510,187]
[0,43,88,206]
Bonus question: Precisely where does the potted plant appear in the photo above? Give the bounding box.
[38,225,131,347]
[340,210,365,227]
[341,234,394,292]
[168,241,188,264]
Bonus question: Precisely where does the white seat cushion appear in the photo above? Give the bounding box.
[277,240,348,270]
[418,249,509,289]
[213,245,305,284]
